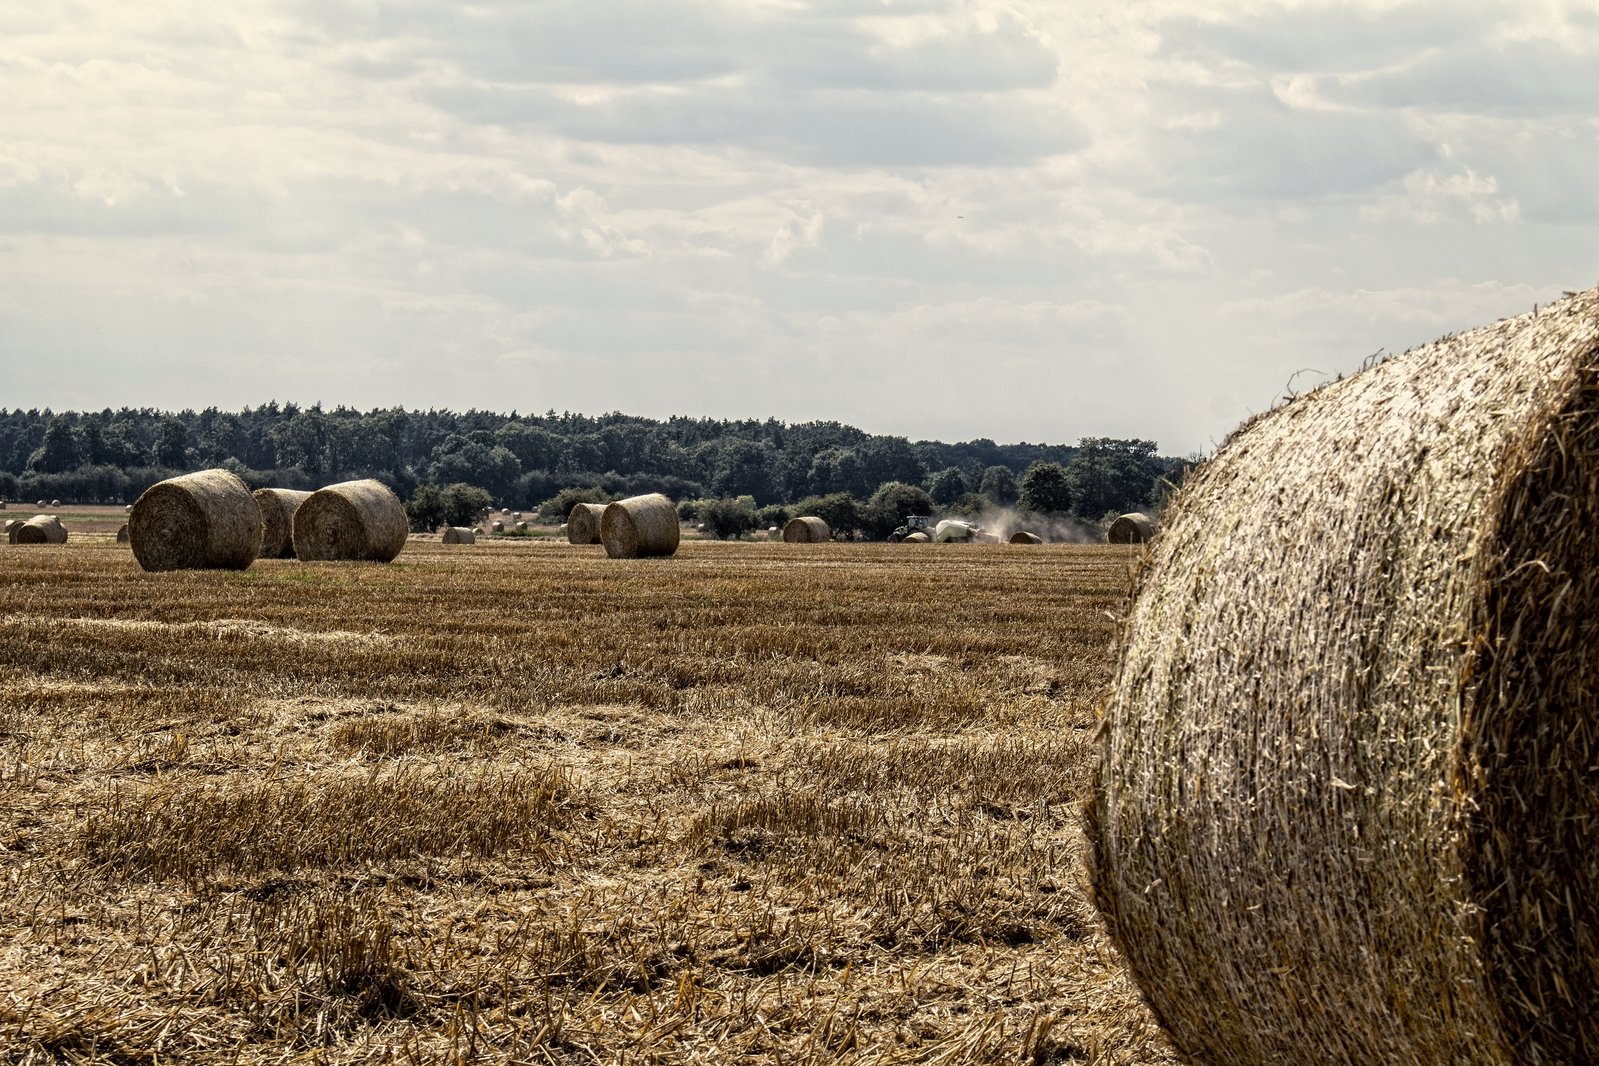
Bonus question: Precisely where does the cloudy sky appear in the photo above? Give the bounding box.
[2,1,1595,454]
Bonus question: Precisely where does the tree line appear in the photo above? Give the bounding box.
[0,405,1181,536]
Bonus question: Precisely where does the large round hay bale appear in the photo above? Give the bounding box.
[566,502,606,544]
[600,493,680,559]
[783,516,831,543]
[901,531,929,543]
[1106,512,1155,543]
[291,479,407,563]
[1009,530,1042,544]
[115,524,129,543]
[1088,288,1599,1066]
[129,470,258,571]
[252,488,313,559]
[441,526,476,545]
[2,519,14,542]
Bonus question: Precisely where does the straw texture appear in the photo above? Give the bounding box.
[567,502,606,544]
[14,515,67,545]
[253,488,312,559]
[600,494,680,559]
[129,471,258,572]
[441,526,476,545]
[292,479,407,563]
[116,524,129,543]
[1008,531,1043,544]
[1106,513,1155,544]
[783,516,831,543]
[1088,288,1599,1066]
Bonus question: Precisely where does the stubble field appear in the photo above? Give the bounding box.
[0,537,1172,1064]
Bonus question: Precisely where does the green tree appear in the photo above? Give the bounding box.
[442,483,493,527]
[1064,438,1165,519]
[863,481,935,540]
[539,485,610,522]
[30,416,82,474]
[790,492,860,538]
[978,465,1018,505]
[154,416,189,469]
[700,497,759,539]
[405,484,448,532]
[926,467,969,505]
[1018,462,1073,515]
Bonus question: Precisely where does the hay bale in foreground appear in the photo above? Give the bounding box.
[1009,530,1042,544]
[129,470,258,571]
[600,494,679,559]
[1089,288,1599,1066]
[441,526,476,545]
[566,502,606,544]
[902,531,929,543]
[253,488,312,559]
[116,524,129,543]
[1106,512,1155,544]
[292,479,407,563]
[783,516,831,543]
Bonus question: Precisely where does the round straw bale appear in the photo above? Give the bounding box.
[49,499,60,508]
[14,515,67,544]
[600,493,680,559]
[566,502,607,544]
[35,500,44,508]
[1106,512,1155,544]
[1088,288,1599,1066]
[491,521,504,533]
[292,479,407,563]
[128,470,258,571]
[515,521,528,531]
[252,488,312,559]
[1009,530,1043,544]
[116,523,129,543]
[3,519,17,542]
[441,526,476,545]
[902,531,929,543]
[783,516,831,543]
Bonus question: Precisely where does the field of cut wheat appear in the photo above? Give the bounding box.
[0,538,1172,1064]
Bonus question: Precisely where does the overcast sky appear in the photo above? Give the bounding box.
[2,1,1595,454]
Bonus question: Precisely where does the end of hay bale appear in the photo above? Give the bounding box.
[1106,512,1156,544]
[783,516,831,543]
[600,494,680,559]
[116,523,129,543]
[252,488,313,559]
[566,502,607,544]
[129,470,259,571]
[292,479,408,563]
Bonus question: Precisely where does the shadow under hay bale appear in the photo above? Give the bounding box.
[1009,531,1043,544]
[253,488,312,559]
[1106,512,1155,544]
[14,515,67,545]
[783,516,831,543]
[600,493,679,559]
[1088,287,1599,1066]
[566,502,606,544]
[440,526,475,545]
[292,479,407,563]
[129,471,258,571]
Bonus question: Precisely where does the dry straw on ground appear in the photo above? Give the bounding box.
[1089,287,1599,1066]
[783,516,831,543]
[440,526,476,545]
[1105,513,1155,544]
[600,493,680,559]
[129,470,258,571]
[254,488,313,559]
[14,515,67,544]
[292,479,408,563]
[1010,531,1043,545]
[566,502,606,544]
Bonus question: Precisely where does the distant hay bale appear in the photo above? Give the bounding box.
[35,500,44,508]
[600,493,680,559]
[513,511,522,520]
[252,488,313,559]
[440,526,476,545]
[491,521,504,533]
[292,479,407,563]
[116,524,129,543]
[128,470,258,571]
[14,515,67,544]
[3,519,17,543]
[515,521,528,532]
[49,499,60,508]
[1106,512,1156,544]
[566,502,606,544]
[902,531,929,543]
[783,516,831,543]
[123,504,132,512]
[1089,288,1599,1066]
[1009,531,1043,544]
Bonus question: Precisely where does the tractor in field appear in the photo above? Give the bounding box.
[889,515,998,543]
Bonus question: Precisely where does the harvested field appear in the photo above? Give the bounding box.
[0,538,1168,1064]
